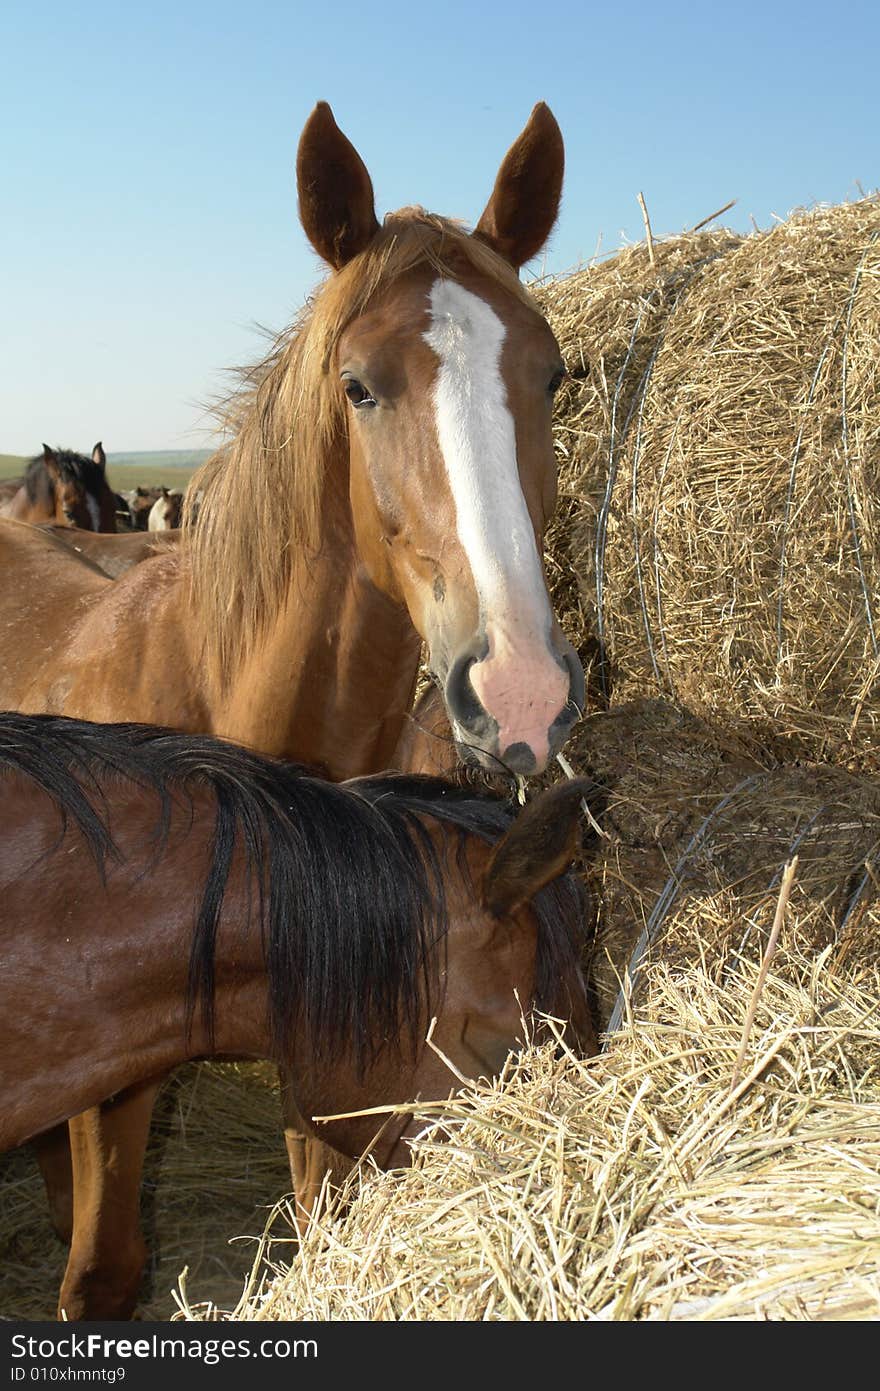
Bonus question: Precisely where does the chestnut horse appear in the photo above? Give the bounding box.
[0,712,594,1318]
[0,99,582,1317]
[0,443,117,531]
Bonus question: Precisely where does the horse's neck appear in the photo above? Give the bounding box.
[1,801,272,1152]
[213,493,423,780]
[2,485,43,522]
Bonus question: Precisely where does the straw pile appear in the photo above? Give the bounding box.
[179,947,880,1322]
[537,199,880,767]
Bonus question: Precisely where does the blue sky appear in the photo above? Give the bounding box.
[2,0,877,454]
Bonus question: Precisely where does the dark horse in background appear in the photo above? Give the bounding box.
[0,713,595,1317]
[0,443,117,531]
[0,99,586,1318]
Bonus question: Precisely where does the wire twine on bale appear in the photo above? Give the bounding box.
[536,199,880,768]
[567,697,880,1026]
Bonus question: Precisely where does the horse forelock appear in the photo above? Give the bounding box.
[185,212,537,687]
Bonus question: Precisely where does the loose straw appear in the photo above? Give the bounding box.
[728,856,799,1094]
[638,191,656,267]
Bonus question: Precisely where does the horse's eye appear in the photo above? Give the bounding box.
[343,378,377,409]
[548,368,567,396]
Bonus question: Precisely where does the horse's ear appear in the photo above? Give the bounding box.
[92,442,106,470]
[473,102,564,271]
[296,101,380,270]
[481,779,592,917]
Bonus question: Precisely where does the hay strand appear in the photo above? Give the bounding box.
[729,855,798,1093]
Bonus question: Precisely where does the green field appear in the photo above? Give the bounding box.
[104,463,200,491]
[0,449,211,491]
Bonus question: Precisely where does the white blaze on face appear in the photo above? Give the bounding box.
[423,278,568,764]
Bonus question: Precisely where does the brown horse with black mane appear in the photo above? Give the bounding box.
[0,713,594,1318]
[0,99,584,1317]
[0,443,117,531]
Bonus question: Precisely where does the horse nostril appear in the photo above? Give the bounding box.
[444,650,484,728]
[563,646,586,718]
[547,644,585,728]
[546,644,587,756]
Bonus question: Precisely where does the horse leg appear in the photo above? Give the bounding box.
[31,1124,74,1244]
[58,1079,161,1321]
[279,1076,354,1239]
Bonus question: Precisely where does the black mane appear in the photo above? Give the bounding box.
[0,714,590,1069]
[25,448,106,505]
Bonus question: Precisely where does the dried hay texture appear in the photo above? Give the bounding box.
[571,698,880,1023]
[181,950,880,1322]
[536,200,880,767]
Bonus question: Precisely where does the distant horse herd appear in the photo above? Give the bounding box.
[121,482,188,532]
[0,446,189,535]
[0,100,597,1320]
[0,446,195,586]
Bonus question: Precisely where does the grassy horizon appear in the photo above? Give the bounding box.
[0,449,209,490]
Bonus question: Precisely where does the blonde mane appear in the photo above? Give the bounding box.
[185,210,536,686]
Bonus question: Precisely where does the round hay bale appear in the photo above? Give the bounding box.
[536,199,880,767]
[570,698,880,1021]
